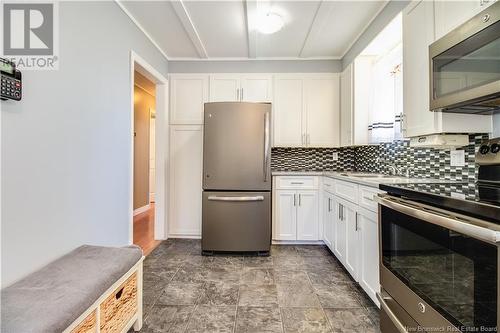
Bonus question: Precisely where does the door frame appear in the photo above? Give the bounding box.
[129,50,169,243]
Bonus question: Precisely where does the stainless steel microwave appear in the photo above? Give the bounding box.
[429,1,500,114]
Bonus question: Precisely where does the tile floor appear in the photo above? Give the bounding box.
[133,239,380,333]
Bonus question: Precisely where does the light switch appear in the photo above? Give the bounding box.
[450,150,465,167]
[332,152,339,161]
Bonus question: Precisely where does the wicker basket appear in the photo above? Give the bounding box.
[70,310,96,333]
[99,273,138,333]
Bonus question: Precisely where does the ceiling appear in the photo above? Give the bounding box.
[119,0,389,61]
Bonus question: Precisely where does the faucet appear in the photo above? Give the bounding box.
[387,163,413,177]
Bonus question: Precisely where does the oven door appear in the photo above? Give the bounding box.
[429,1,500,113]
[377,195,499,332]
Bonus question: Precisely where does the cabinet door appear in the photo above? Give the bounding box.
[273,76,305,147]
[434,0,482,40]
[305,75,340,147]
[241,75,273,102]
[274,190,297,240]
[340,65,353,147]
[296,191,319,241]
[333,198,346,264]
[170,75,209,124]
[169,125,203,237]
[402,0,437,137]
[343,199,359,281]
[209,75,240,102]
[322,191,335,250]
[358,208,380,306]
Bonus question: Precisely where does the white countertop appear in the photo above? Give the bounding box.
[272,170,455,188]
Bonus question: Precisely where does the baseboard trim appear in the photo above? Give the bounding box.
[272,240,325,245]
[167,233,202,239]
[133,204,150,216]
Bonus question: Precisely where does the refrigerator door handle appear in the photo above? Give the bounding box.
[208,195,265,202]
[263,112,270,182]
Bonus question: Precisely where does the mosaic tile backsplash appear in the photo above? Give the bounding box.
[271,134,488,184]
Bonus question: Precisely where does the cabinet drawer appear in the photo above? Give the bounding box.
[358,186,384,213]
[71,310,96,333]
[334,179,358,204]
[100,272,138,333]
[322,177,335,193]
[275,176,319,190]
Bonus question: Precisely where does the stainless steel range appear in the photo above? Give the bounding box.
[376,139,500,332]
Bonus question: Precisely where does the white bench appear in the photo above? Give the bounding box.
[1,245,144,333]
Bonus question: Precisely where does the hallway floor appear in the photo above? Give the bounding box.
[133,204,160,256]
[134,239,380,333]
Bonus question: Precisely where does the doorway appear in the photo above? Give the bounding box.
[129,51,169,255]
[133,71,159,255]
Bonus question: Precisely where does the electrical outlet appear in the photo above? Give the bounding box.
[332,152,339,161]
[450,150,465,167]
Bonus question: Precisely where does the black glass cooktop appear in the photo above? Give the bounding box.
[379,182,500,223]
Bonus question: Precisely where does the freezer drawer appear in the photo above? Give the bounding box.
[202,191,271,253]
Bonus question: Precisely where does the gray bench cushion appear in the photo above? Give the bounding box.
[1,245,142,333]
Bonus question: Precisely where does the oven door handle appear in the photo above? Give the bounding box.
[376,292,408,333]
[375,194,500,245]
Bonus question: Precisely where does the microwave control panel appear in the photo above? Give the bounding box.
[0,58,22,101]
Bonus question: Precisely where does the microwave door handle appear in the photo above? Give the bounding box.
[375,194,500,245]
[376,293,409,333]
[263,112,270,182]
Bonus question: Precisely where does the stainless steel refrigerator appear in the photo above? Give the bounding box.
[202,102,271,254]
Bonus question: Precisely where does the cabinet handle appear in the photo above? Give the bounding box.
[328,198,331,212]
[290,182,304,185]
[338,204,342,220]
[241,88,244,101]
[299,194,302,206]
[237,88,240,101]
[355,214,358,231]
[293,194,296,206]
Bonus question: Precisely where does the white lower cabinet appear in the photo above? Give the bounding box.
[297,191,319,240]
[342,198,359,280]
[321,179,381,307]
[322,191,335,249]
[273,176,320,241]
[358,207,380,306]
[274,190,298,241]
[332,197,346,263]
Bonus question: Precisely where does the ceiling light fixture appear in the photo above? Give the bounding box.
[256,12,284,35]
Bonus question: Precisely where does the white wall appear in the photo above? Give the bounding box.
[1,1,168,287]
[168,59,341,73]
[493,114,500,138]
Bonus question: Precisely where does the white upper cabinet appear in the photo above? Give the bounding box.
[209,75,240,102]
[402,0,492,137]
[273,76,305,147]
[403,0,437,138]
[306,75,340,147]
[170,74,209,125]
[241,75,273,102]
[209,74,272,102]
[273,74,340,148]
[340,64,354,147]
[434,0,493,40]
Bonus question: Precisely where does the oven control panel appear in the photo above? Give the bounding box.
[476,138,500,165]
[0,58,22,101]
